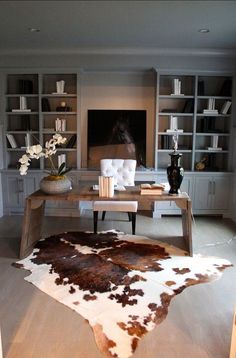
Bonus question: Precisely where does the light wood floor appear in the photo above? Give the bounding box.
[0,212,236,358]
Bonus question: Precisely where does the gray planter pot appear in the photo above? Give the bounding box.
[40,176,72,194]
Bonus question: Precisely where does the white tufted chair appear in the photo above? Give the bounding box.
[93,159,138,234]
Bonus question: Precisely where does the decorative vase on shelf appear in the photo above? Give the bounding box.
[167,152,184,195]
[39,175,72,195]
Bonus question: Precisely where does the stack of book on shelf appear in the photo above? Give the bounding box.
[58,154,66,168]
[203,98,218,115]
[207,135,222,151]
[166,116,183,133]
[166,129,183,133]
[12,96,31,112]
[66,134,77,148]
[19,79,33,94]
[42,98,51,112]
[161,135,172,149]
[207,147,222,151]
[203,109,218,115]
[24,132,32,147]
[55,118,66,131]
[140,183,165,195]
[6,134,17,148]
[171,79,182,95]
[220,100,231,114]
[12,108,31,113]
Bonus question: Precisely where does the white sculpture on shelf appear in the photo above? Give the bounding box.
[172,129,179,152]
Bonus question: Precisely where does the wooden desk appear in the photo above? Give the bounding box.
[20,186,193,259]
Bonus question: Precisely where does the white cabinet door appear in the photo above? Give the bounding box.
[193,176,211,210]
[4,174,39,212]
[7,176,24,209]
[193,175,231,211]
[23,176,39,199]
[171,176,192,210]
[212,176,230,210]
[153,175,193,213]
[154,175,171,210]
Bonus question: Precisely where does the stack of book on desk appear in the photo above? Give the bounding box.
[140,183,165,195]
[98,176,115,198]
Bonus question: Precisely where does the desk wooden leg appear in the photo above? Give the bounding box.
[19,198,45,259]
[181,200,193,256]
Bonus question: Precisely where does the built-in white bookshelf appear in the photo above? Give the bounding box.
[4,72,78,170]
[156,74,233,172]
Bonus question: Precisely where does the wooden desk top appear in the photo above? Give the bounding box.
[28,186,191,203]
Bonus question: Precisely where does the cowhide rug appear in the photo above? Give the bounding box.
[14,231,232,358]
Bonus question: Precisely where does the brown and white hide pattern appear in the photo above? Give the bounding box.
[14,231,232,358]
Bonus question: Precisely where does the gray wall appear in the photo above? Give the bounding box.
[1,50,236,72]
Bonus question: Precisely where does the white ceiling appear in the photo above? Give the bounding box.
[0,1,236,55]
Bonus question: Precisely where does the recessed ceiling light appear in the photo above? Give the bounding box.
[198,28,210,33]
[28,28,40,33]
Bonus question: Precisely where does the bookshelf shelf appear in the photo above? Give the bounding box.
[6,131,39,134]
[6,111,39,115]
[195,133,230,136]
[159,95,194,99]
[195,149,229,153]
[7,148,31,151]
[159,132,193,136]
[42,130,77,134]
[158,112,193,116]
[197,96,232,100]
[55,148,77,152]
[42,94,77,98]
[42,112,77,115]
[196,113,231,117]
[158,149,192,153]
[6,94,39,98]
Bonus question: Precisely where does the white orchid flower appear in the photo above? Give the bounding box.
[53,133,60,140]
[60,137,67,144]
[19,164,29,175]
[47,139,56,148]
[45,148,57,158]
[27,144,43,159]
[18,135,68,176]
[19,154,31,165]
[46,141,56,151]
[45,142,56,157]
[53,133,67,144]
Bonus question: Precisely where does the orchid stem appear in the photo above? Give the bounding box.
[48,156,57,175]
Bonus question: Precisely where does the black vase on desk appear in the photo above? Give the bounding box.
[167,152,184,195]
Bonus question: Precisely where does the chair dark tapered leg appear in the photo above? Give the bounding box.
[102,211,106,220]
[93,211,98,234]
[131,212,136,235]
[127,212,132,221]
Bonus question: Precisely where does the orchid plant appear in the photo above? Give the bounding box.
[19,133,71,177]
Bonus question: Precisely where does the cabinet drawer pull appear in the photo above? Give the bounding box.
[213,181,216,195]
[18,179,24,193]
[208,181,212,195]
